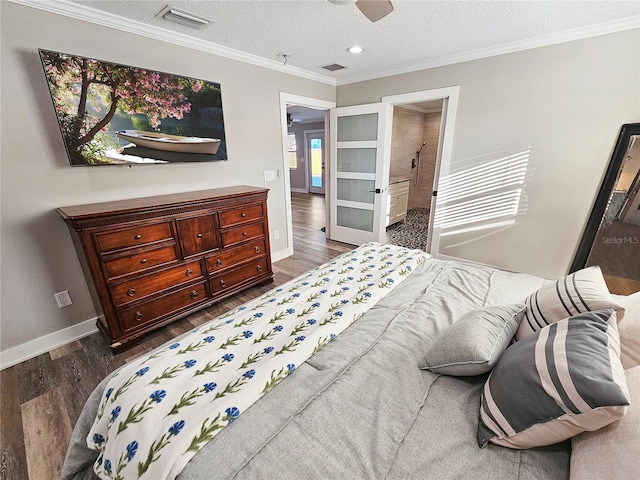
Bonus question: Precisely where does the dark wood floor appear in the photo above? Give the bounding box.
[0,192,351,480]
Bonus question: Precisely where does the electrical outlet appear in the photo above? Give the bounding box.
[54,290,73,308]
[274,230,280,240]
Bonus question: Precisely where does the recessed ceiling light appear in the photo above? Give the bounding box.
[347,46,364,54]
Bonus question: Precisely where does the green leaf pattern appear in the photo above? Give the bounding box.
[87,242,426,480]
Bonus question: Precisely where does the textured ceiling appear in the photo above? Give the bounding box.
[60,0,640,84]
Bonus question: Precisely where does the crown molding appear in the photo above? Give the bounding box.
[9,0,638,88]
[8,0,337,86]
[337,15,640,85]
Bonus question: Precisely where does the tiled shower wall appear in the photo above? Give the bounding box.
[390,107,442,210]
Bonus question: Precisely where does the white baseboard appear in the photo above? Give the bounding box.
[290,187,307,194]
[1,249,295,370]
[0,317,98,370]
[271,247,292,263]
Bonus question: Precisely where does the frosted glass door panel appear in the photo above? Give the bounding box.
[337,148,377,173]
[337,114,378,142]
[330,102,390,246]
[337,179,375,204]
[337,206,374,232]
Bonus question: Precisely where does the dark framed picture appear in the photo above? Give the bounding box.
[39,49,227,166]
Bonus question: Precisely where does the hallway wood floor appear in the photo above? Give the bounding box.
[0,192,351,480]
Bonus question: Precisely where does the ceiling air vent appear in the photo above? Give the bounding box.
[319,63,347,72]
[157,5,211,30]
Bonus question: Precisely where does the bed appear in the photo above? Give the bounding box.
[61,243,639,480]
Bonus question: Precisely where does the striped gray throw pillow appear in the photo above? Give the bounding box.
[515,266,624,341]
[478,309,630,449]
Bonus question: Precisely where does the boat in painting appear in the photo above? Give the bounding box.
[116,130,221,155]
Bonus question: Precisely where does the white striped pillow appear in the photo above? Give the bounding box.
[478,309,630,449]
[515,266,624,341]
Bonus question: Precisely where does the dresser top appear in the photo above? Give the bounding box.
[58,185,268,221]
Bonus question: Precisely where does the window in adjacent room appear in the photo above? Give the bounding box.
[288,133,298,169]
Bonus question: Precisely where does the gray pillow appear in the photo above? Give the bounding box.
[478,309,630,449]
[420,304,526,376]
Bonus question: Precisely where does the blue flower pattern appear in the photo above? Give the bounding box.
[88,242,426,480]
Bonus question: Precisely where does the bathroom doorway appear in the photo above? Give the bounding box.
[385,101,444,250]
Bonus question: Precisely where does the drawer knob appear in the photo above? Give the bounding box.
[191,290,198,299]
[197,233,203,238]
[256,265,262,272]
[135,311,143,321]
[216,259,223,267]
[134,234,142,240]
[140,259,148,264]
[127,288,136,297]
[185,269,193,277]
[241,212,247,217]
[254,246,260,253]
[219,279,226,287]
[242,232,248,237]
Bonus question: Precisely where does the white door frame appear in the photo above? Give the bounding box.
[381,86,460,257]
[280,93,335,258]
[279,88,458,259]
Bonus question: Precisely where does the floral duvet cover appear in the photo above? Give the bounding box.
[85,243,427,480]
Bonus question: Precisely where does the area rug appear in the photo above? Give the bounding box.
[386,207,430,251]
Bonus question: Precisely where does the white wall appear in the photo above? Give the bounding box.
[0,2,334,359]
[338,29,640,279]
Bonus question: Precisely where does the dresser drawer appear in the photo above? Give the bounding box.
[210,258,269,294]
[95,222,173,253]
[206,239,266,273]
[218,204,263,228]
[104,245,177,279]
[176,214,219,257]
[221,222,265,247]
[118,282,207,333]
[110,260,203,307]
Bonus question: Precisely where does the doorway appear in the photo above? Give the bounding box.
[280,93,335,258]
[384,102,444,250]
[280,87,458,258]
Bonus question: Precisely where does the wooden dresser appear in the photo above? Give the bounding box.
[58,186,273,352]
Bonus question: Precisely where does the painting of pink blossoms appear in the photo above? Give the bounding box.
[39,49,227,166]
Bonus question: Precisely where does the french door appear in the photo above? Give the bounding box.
[329,103,392,245]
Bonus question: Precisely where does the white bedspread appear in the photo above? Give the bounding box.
[87,243,427,480]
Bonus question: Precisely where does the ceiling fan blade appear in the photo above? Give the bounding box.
[355,0,394,22]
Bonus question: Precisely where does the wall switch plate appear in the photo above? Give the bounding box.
[274,230,280,240]
[264,170,276,182]
[54,290,73,308]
